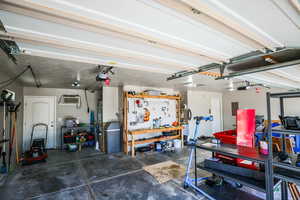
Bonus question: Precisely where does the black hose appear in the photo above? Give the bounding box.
[187,109,192,121]
[84,89,90,113]
[0,66,30,89]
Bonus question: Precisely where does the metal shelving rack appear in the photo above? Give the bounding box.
[196,142,279,200]
[267,91,300,200]
[188,91,300,200]
[60,125,96,150]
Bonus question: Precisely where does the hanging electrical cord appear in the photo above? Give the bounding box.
[0,65,41,90]
[84,88,90,113]
[0,65,30,86]
[0,65,42,90]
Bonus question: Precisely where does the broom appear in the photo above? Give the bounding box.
[1,102,7,173]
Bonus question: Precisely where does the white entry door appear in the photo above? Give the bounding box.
[23,96,56,151]
[211,97,223,134]
[187,91,223,138]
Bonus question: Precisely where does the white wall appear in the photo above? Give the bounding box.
[24,87,97,123]
[222,88,300,130]
[23,87,97,147]
[103,86,119,122]
[187,90,223,137]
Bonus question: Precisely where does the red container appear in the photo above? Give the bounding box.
[214,130,237,164]
[213,130,237,145]
[87,135,94,141]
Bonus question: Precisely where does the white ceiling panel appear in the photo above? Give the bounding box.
[273,0,300,29]
[17,42,180,74]
[199,0,300,47]
[0,11,212,70]
[0,0,299,91]
[3,0,253,59]
[242,71,300,89]
[271,65,300,82]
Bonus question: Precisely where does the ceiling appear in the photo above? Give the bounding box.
[0,0,299,91]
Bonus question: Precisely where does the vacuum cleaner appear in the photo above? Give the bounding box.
[21,123,48,165]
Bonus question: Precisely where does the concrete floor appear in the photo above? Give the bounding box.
[0,147,287,200]
[0,148,203,200]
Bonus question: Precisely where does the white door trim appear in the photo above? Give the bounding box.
[23,95,57,149]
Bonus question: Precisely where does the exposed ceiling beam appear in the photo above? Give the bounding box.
[1,0,227,62]
[290,0,300,12]
[270,68,300,83]
[153,0,265,50]
[18,47,175,74]
[259,55,300,85]
[242,73,300,89]
[0,2,212,65]
[179,0,283,50]
[0,29,196,71]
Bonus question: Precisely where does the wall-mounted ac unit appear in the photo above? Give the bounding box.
[58,95,81,108]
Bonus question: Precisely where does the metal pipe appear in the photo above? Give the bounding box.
[217,59,300,80]
[28,65,41,88]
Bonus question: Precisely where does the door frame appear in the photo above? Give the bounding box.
[23,96,57,150]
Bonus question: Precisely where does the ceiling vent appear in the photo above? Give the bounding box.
[58,95,81,108]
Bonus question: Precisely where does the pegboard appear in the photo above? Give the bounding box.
[127,98,177,131]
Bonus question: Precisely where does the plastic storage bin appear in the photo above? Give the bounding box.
[213,130,237,145]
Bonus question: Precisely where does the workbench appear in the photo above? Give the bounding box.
[128,126,183,156]
[123,92,182,156]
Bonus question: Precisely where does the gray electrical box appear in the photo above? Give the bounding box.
[105,121,121,153]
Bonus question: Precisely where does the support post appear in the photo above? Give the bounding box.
[266,92,274,200]
[96,86,104,152]
[131,134,135,157]
[123,92,129,154]
[279,97,288,200]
